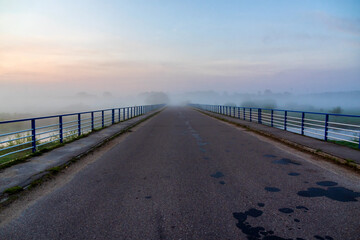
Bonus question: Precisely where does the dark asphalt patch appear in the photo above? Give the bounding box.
[219,181,225,185]
[258,203,265,207]
[316,181,337,187]
[203,156,210,160]
[297,186,360,202]
[294,219,300,222]
[210,171,224,178]
[233,208,290,240]
[145,196,152,199]
[265,187,281,192]
[278,208,294,214]
[272,158,301,166]
[288,172,300,176]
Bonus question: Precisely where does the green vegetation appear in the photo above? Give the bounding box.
[48,166,62,174]
[3,186,23,195]
[329,140,359,150]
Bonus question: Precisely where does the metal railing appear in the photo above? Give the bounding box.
[190,104,360,149]
[0,104,164,161]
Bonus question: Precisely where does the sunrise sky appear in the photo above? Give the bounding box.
[1,0,360,97]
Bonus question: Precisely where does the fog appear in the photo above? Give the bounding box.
[1,87,359,121]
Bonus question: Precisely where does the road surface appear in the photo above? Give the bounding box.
[1,107,359,240]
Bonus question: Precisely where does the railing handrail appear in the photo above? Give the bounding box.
[0,104,157,124]
[0,104,165,163]
[190,103,360,149]
[195,105,360,118]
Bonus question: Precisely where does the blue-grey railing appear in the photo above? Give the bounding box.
[0,104,164,162]
[190,104,360,149]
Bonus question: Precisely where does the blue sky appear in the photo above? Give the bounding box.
[0,0,359,95]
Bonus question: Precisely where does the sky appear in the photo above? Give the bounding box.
[0,0,360,110]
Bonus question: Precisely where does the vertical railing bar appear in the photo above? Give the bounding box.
[59,116,63,143]
[258,108,262,124]
[324,114,329,141]
[301,112,305,135]
[31,119,36,153]
[91,112,94,130]
[78,113,81,136]
[102,111,104,128]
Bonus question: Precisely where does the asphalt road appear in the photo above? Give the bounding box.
[1,107,359,240]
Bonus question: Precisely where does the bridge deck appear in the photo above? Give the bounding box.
[1,107,359,239]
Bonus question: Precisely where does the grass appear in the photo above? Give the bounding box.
[3,186,23,195]
[329,140,359,150]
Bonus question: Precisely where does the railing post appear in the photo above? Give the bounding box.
[118,109,121,122]
[59,116,63,143]
[127,107,129,119]
[271,110,274,127]
[243,108,246,120]
[258,109,262,124]
[250,108,252,122]
[91,112,94,130]
[123,108,125,121]
[102,111,104,128]
[78,114,81,136]
[324,114,329,141]
[284,111,287,130]
[112,109,115,124]
[238,107,240,119]
[31,119,36,153]
[301,112,305,135]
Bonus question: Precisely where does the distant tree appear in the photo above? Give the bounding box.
[241,101,258,108]
[330,106,343,114]
[264,89,273,95]
[102,91,112,97]
[140,92,169,104]
[224,102,236,107]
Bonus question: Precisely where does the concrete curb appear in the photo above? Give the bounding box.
[195,109,360,172]
[0,109,163,198]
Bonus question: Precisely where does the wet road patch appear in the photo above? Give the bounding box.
[314,235,334,240]
[288,172,300,176]
[316,181,337,187]
[297,186,360,202]
[279,208,294,214]
[272,158,301,165]
[232,208,289,239]
[145,196,152,199]
[295,206,309,212]
[258,203,265,207]
[219,181,225,185]
[210,171,224,178]
[265,187,281,192]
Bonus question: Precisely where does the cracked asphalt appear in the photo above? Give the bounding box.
[0,107,359,240]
